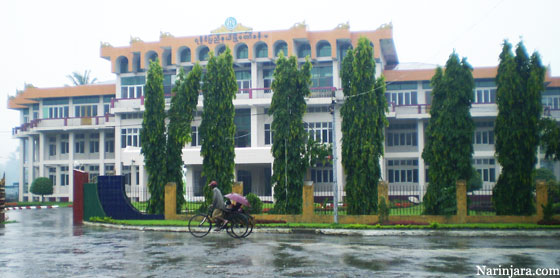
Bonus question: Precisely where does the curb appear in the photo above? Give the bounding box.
[82,221,560,237]
[6,205,59,210]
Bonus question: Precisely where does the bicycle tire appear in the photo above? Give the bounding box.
[188,214,212,238]
[241,213,255,238]
[228,213,249,238]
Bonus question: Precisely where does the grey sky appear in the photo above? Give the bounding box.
[0,0,559,166]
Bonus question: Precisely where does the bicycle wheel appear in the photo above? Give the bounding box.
[241,214,255,238]
[188,214,212,238]
[228,213,249,238]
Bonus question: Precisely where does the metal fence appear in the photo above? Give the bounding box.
[467,186,495,216]
[125,184,150,213]
[388,184,424,216]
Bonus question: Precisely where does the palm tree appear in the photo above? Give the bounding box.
[67,70,97,86]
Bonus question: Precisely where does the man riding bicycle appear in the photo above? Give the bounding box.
[208,181,228,231]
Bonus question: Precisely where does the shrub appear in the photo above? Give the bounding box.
[246,193,263,214]
[30,177,53,201]
[378,197,389,224]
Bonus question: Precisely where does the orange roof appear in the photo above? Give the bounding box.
[546,76,560,88]
[8,83,115,110]
[383,67,498,82]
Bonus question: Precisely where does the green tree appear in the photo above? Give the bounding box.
[140,60,167,214]
[493,41,545,215]
[540,118,560,161]
[67,70,97,86]
[30,177,53,201]
[422,52,475,215]
[340,37,387,215]
[200,49,236,202]
[166,65,202,213]
[269,53,311,214]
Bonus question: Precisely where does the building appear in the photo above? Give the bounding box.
[8,21,560,203]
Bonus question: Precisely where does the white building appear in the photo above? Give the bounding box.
[9,22,560,203]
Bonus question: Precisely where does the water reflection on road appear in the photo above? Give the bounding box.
[1,208,559,277]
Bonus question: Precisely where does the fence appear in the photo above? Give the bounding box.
[467,185,495,216]
[125,184,150,213]
[388,184,424,215]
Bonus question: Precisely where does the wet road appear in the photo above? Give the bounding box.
[1,208,559,277]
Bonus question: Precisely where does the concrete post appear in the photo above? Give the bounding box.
[302,181,314,221]
[164,182,177,220]
[536,180,549,220]
[378,181,389,204]
[232,181,243,195]
[456,180,467,223]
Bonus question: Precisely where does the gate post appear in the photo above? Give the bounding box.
[456,180,467,223]
[536,180,549,220]
[164,182,177,220]
[233,182,243,195]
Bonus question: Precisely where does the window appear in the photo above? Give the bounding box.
[542,95,560,110]
[263,69,274,93]
[199,47,209,61]
[180,48,191,63]
[473,158,496,183]
[264,123,273,145]
[255,43,268,58]
[385,91,418,106]
[235,70,251,93]
[305,122,333,143]
[89,133,99,153]
[121,128,141,148]
[275,42,288,57]
[89,165,99,182]
[120,85,143,99]
[474,89,496,104]
[105,133,114,153]
[60,167,69,186]
[298,43,311,58]
[48,137,56,156]
[46,106,69,119]
[386,123,417,147]
[75,105,98,117]
[48,167,56,185]
[75,134,85,153]
[311,65,333,87]
[311,163,333,184]
[317,42,331,57]
[122,166,131,185]
[191,126,200,146]
[387,159,419,183]
[474,121,494,145]
[236,44,248,59]
[234,109,251,148]
[60,134,69,154]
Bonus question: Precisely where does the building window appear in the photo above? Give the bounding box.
[48,167,56,185]
[311,64,333,87]
[46,106,69,119]
[89,133,99,153]
[542,95,560,110]
[305,122,333,143]
[255,43,268,58]
[264,123,273,145]
[89,165,99,182]
[474,121,494,145]
[474,89,496,104]
[263,69,274,93]
[473,158,496,183]
[75,134,85,153]
[298,43,311,58]
[121,128,141,148]
[75,105,98,118]
[311,163,333,184]
[105,133,115,153]
[387,159,419,183]
[275,42,288,57]
[191,126,200,146]
[180,47,191,63]
[60,166,69,186]
[236,70,251,93]
[385,91,418,106]
[234,109,251,148]
[60,134,69,154]
[48,137,56,156]
[120,85,143,99]
[236,44,248,59]
[386,123,418,147]
[199,47,209,61]
[316,41,331,57]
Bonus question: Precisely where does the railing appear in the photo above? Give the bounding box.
[467,185,495,216]
[125,184,150,213]
[388,183,424,215]
[12,115,115,134]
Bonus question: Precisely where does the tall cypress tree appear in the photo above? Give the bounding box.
[340,37,387,215]
[200,49,236,202]
[422,52,475,215]
[541,118,560,161]
[140,60,167,214]
[166,65,201,213]
[270,53,311,214]
[493,41,545,215]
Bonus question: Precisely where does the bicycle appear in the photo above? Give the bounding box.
[188,208,250,238]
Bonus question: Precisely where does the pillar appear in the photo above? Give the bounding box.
[536,180,549,220]
[232,181,243,195]
[164,182,177,220]
[377,181,388,204]
[456,180,467,223]
[302,181,314,220]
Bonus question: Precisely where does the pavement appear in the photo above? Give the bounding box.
[83,221,560,237]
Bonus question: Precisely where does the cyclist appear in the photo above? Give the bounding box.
[208,181,228,231]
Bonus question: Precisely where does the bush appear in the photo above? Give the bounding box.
[378,197,389,224]
[245,193,263,214]
[30,177,53,201]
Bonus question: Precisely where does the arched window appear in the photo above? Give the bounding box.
[179,47,191,63]
[163,50,172,66]
[255,43,268,58]
[216,45,226,56]
[236,44,248,59]
[117,56,128,73]
[198,46,209,61]
[274,41,288,57]
[338,42,353,61]
[298,43,311,58]
[316,41,331,57]
[146,51,158,65]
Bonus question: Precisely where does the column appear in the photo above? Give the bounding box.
[417,120,426,200]
[19,139,24,202]
[335,106,344,202]
[250,106,258,148]
[99,131,105,175]
[38,133,45,177]
[115,115,122,175]
[139,164,146,202]
[332,59,340,89]
[68,132,75,202]
[27,137,33,201]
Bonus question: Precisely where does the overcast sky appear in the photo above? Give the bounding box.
[0,0,559,166]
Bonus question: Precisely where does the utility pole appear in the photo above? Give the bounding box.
[330,96,338,224]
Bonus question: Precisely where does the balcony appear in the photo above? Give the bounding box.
[12,115,115,135]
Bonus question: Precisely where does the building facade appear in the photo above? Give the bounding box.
[9,22,560,203]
